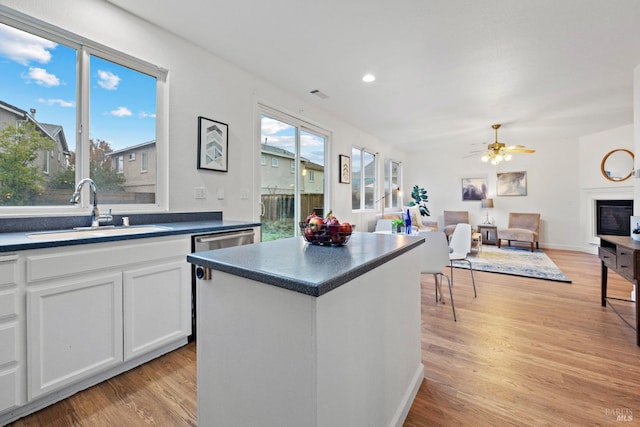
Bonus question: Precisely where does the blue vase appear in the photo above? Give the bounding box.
[405,209,412,235]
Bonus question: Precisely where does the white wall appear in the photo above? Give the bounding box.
[578,124,634,253]
[404,134,586,251]
[1,0,406,228]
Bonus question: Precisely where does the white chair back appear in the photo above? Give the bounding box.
[449,223,471,259]
[421,231,450,274]
[374,219,393,233]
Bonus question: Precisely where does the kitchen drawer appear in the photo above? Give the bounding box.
[0,255,18,287]
[0,324,17,366]
[0,290,17,320]
[598,247,616,269]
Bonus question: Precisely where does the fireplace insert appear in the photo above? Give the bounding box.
[596,199,633,236]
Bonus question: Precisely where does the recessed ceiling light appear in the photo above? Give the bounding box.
[362,74,376,83]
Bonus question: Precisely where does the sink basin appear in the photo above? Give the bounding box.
[27,225,172,240]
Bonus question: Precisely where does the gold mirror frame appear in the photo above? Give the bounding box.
[601,148,634,182]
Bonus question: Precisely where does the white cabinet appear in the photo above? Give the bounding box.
[27,273,123,399]
[124,261,190,360]
[0,254,22,414]
[23,236,190,400]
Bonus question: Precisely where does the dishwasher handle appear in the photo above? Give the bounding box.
[195,230,255,244]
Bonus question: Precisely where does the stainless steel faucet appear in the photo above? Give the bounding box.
[70,178,113,227]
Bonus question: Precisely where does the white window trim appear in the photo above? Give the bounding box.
[0,7,168,216]
[352,146,377,212]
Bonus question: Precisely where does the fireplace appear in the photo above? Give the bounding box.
[596,200,633,236]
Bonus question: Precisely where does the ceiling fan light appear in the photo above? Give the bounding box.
[495,154,503,162]
[504,153,512,161]
[481,154,490,162]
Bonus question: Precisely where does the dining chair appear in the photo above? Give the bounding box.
[374,219,393,233]
[421,231,456,321]
[449,223,477,298]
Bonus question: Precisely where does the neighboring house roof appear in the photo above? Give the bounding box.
[261,143,323,170]
[0,99,69,154]
[108,140,156,156]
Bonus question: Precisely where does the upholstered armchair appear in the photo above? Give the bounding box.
[497,213,541,252]
[443,210,470,240]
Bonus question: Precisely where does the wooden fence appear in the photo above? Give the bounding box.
[261,194,324,222]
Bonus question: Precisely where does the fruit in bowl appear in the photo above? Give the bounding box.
[300,210,354,246]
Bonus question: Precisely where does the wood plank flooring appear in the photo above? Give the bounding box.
[8,248,640,426]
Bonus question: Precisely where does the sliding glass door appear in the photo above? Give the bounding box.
[259,109,327,241]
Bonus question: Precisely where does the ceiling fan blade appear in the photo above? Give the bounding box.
[505,148,535,154]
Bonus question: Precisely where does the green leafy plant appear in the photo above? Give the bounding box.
[408,185,430,216]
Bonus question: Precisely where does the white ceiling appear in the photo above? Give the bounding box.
[107,0,640,151]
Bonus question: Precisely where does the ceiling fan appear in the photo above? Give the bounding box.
[479,124,535,165]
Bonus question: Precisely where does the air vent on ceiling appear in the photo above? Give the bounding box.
[310,89,329,100]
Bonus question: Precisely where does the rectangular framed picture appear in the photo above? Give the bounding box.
[461,177,487,201]
[197,116,228,172]
[339,155,351,184]
[497,171,527,196]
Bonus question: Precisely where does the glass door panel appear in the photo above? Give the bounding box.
[259,113,326,241]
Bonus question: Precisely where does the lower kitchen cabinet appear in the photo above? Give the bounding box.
[0,235,192,425]
[27,273,124,399]
[0,254,22,414]
[124,261,190,360]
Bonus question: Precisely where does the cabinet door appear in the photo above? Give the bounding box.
[123,261,190,360]
[27,273,123,399]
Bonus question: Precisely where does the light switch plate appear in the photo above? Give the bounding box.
[194,187,206,199]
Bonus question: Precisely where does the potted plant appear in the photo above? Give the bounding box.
[408,185,430,217]
[633,223,640,241]
[391,218,405,234]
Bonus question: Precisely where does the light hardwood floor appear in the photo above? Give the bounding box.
[8,249,640,426]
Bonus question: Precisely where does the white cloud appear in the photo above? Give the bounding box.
[138,111,156,119]
[23,67,60,87]
[38,98,74,108]
[97,70,120,90]
[0,24,57,65]
[111,106,132,117]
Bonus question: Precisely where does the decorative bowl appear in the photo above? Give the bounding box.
[299,222,355,246]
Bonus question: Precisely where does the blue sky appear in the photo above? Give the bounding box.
[0,22,156,152]
[261,116,325,166]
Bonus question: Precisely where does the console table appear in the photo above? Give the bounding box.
[598,235,640,346]
[477,224,498,245]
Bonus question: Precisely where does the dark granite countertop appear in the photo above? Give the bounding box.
[187,232,424,297]
[0,211,260,252]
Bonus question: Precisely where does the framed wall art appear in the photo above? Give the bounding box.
[197,116,228,172]
[497,171,527,196]
[339,155,351,184]
[461,177,487,201]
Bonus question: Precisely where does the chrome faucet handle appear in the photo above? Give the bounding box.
[98,208,113,224]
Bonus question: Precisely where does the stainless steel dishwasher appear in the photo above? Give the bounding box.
[190,228,256,341]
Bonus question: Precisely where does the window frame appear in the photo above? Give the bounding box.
[351,146,377,211]
[0,9,168,216]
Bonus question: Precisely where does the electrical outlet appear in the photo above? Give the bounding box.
[194,187,206,199]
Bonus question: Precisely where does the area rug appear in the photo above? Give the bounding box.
[451,245,572,283]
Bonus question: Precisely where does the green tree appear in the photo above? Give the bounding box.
[90,139,125,191]
[0,122,55,205]
[48,139,126,192]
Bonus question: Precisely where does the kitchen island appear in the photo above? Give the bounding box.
[187,232,425,427]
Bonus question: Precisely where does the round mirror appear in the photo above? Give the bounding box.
[601,148,634,182]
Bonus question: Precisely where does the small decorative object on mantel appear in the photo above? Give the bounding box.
[197,116,228,172]
[631,216,640,241]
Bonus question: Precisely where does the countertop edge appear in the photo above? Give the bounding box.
[188,234,425,297]
[0,220,261,252]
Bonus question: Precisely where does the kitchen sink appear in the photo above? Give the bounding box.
[27,225,172,240]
